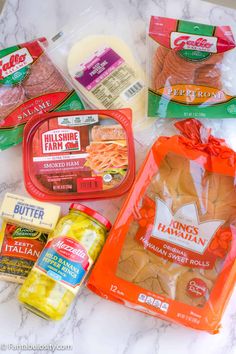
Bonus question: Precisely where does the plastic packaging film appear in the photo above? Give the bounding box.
[147,16,236,119]
[42,5,146,126]
[88,119,236,334]
[0,38,84,151]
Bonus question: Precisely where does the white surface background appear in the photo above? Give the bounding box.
[1,0,236,353]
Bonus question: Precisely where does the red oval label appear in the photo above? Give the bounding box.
[47,236,89,266]
[187,278,208,298]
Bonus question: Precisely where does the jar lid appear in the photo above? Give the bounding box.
[70,203,112,231]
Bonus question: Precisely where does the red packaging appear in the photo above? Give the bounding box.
[87,119,236,334]
[23,109,135,201]
[147,16,236,119]
[0,38,84,151]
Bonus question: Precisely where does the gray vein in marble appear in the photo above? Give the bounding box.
[0,281,18,304]
[182,0,191,19]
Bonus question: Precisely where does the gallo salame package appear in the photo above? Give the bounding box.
[0,38,84,151]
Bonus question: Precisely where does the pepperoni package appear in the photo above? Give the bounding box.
[88,119,236,334]
[23,109,135,201]
[0,38,84,151]
[147,16,236,118]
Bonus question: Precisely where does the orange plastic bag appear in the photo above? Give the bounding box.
[88,119,236,334]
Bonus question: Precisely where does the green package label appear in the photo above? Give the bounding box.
[0,46,32,85]
[148,90,236,119]
[0,91,84,151]
[176,20,215,61]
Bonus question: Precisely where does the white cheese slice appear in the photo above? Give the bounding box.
[90,140,127,146]
[67,35,146,123]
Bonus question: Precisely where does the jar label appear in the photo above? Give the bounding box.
[36,236,90,289]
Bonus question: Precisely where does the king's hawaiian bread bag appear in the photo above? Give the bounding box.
[88,118,236,334]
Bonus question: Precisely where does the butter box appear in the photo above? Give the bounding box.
[0,193,61,232]
[0,193,61,283]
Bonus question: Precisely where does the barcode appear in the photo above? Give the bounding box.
[77,177,103,192]
[123,81,143,100]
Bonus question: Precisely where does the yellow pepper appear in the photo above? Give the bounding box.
[18,205,110,320]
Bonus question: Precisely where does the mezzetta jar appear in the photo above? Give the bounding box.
[18,203,111,320]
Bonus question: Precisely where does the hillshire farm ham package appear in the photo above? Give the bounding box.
[23,109,135,201]
[88,119,236,334]
[0,38,84,151]
[148,17,236,118]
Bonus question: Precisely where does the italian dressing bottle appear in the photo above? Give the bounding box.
[18,203,111,320]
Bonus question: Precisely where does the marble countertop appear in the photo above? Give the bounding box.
[1,0,236,353]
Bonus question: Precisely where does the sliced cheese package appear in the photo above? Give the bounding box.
[67,35,145,116]
[43,7,146,125]
[88,119,236,334]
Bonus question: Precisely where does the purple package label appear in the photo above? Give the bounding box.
[74,48,124,91]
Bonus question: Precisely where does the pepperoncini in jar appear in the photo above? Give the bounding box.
[18,203,111,320]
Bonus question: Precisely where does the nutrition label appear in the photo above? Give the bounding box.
[91,64,143,108]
